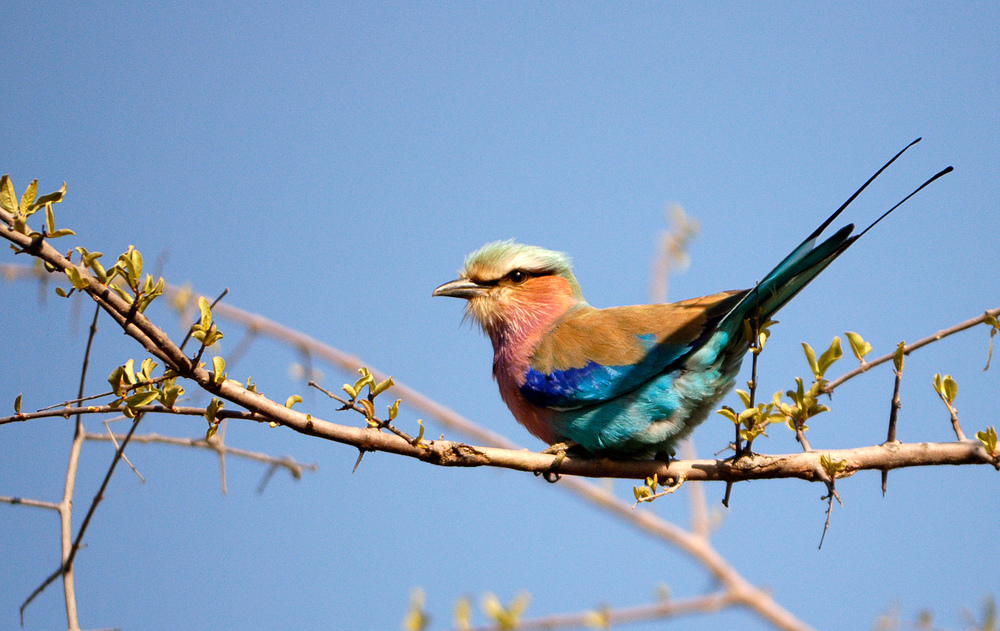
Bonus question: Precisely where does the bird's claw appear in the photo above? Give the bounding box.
[537,441,578,482]
[653,449,673,464]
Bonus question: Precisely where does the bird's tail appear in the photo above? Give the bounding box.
[719,138,952,340]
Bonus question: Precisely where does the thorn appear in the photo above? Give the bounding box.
[352,448,366,474]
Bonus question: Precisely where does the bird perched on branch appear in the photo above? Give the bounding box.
[434,140,951,458]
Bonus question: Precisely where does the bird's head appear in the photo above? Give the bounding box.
[433,240,585,341]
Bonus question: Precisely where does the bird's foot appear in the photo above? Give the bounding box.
[537,441,579,482]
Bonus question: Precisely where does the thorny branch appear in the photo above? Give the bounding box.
[2,195,998,631]
[823,307,1000,394]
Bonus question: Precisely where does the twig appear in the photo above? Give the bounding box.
[1,404,265,425]
[882,364,903,495]
[83,431,317,481]
[307,380,416,444]
[0,496,61,511]
[794,422,812,452]
[460,590,734,631]
[179,287,229,353]
[21,413,144,626]
[217,418,228,495]
[35,376,171,411]
[817,483,842,550]
[102,418,145,483]
[824,306,1000,393]
[59,303,100,629]
[947,404,966,442]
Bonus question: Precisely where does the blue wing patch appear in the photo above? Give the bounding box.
[519,335,693,409]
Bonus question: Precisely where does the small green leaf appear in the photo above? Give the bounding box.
[894,341,905,373]
[130,247,143,279]
[716,406,738,424]
[358,399,377,424]
[14,394,22,415]
[64,266,88,289]
[45,204,55,234]
[353,372,375,396]
[55,286,69,297]
[198,296,212,327]
[0,175,17,212]
[736,389,752,409]
[89,257,108,285]
[48,228,75,238]
[159,383,184,408]
[205,397,223,423]
[845,331,872,362]
[139,358,157,381]
[633,485,651,502]
[20,179,37,212]
[33,182,66,206]
[817,336,843,377]
[123,359,137,385]
[819,453,848,478]
[285,394,302,409]
[454,596,472,631]
[118,246,138,285]
[413,419,427,448]
[737,407,759,426]
[802,342,820,377]
[109,283,133,304]
[943,375,957,403]
[108,366,125,396]
[342,383,357,399]
[975,426,997,455]
[126,390,159,409]
[371,376,394,396]
[212,356,226,385]
[403,588,429,631]
[388,399,401,421]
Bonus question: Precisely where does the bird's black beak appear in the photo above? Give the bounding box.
[432,278,488,299]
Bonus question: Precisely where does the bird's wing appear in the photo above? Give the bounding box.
[521,290,745,408]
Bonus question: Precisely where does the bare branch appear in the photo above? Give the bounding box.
[0,496,61,512]
[22,413,144,626]
[84,431,317,480]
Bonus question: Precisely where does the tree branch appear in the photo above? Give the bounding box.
[824,307,1000,393]
[84,431,318,480]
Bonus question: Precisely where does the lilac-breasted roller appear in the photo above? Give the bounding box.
[434,140,951,458]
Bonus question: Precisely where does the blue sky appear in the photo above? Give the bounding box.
[1,3,998,630]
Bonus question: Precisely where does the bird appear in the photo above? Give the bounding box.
[433,140,951,458]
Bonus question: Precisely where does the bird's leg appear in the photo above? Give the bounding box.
[537,441,580,482]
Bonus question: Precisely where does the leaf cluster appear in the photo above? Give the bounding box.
[743,316,777,356]
[190,296,223,347]
[717,388,784,448]
[107,358,184,419]
[770,337,845,432]
[0,175,72,243]
[481,592,531,630]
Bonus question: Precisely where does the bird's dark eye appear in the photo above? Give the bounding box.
[508,270,529,284]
